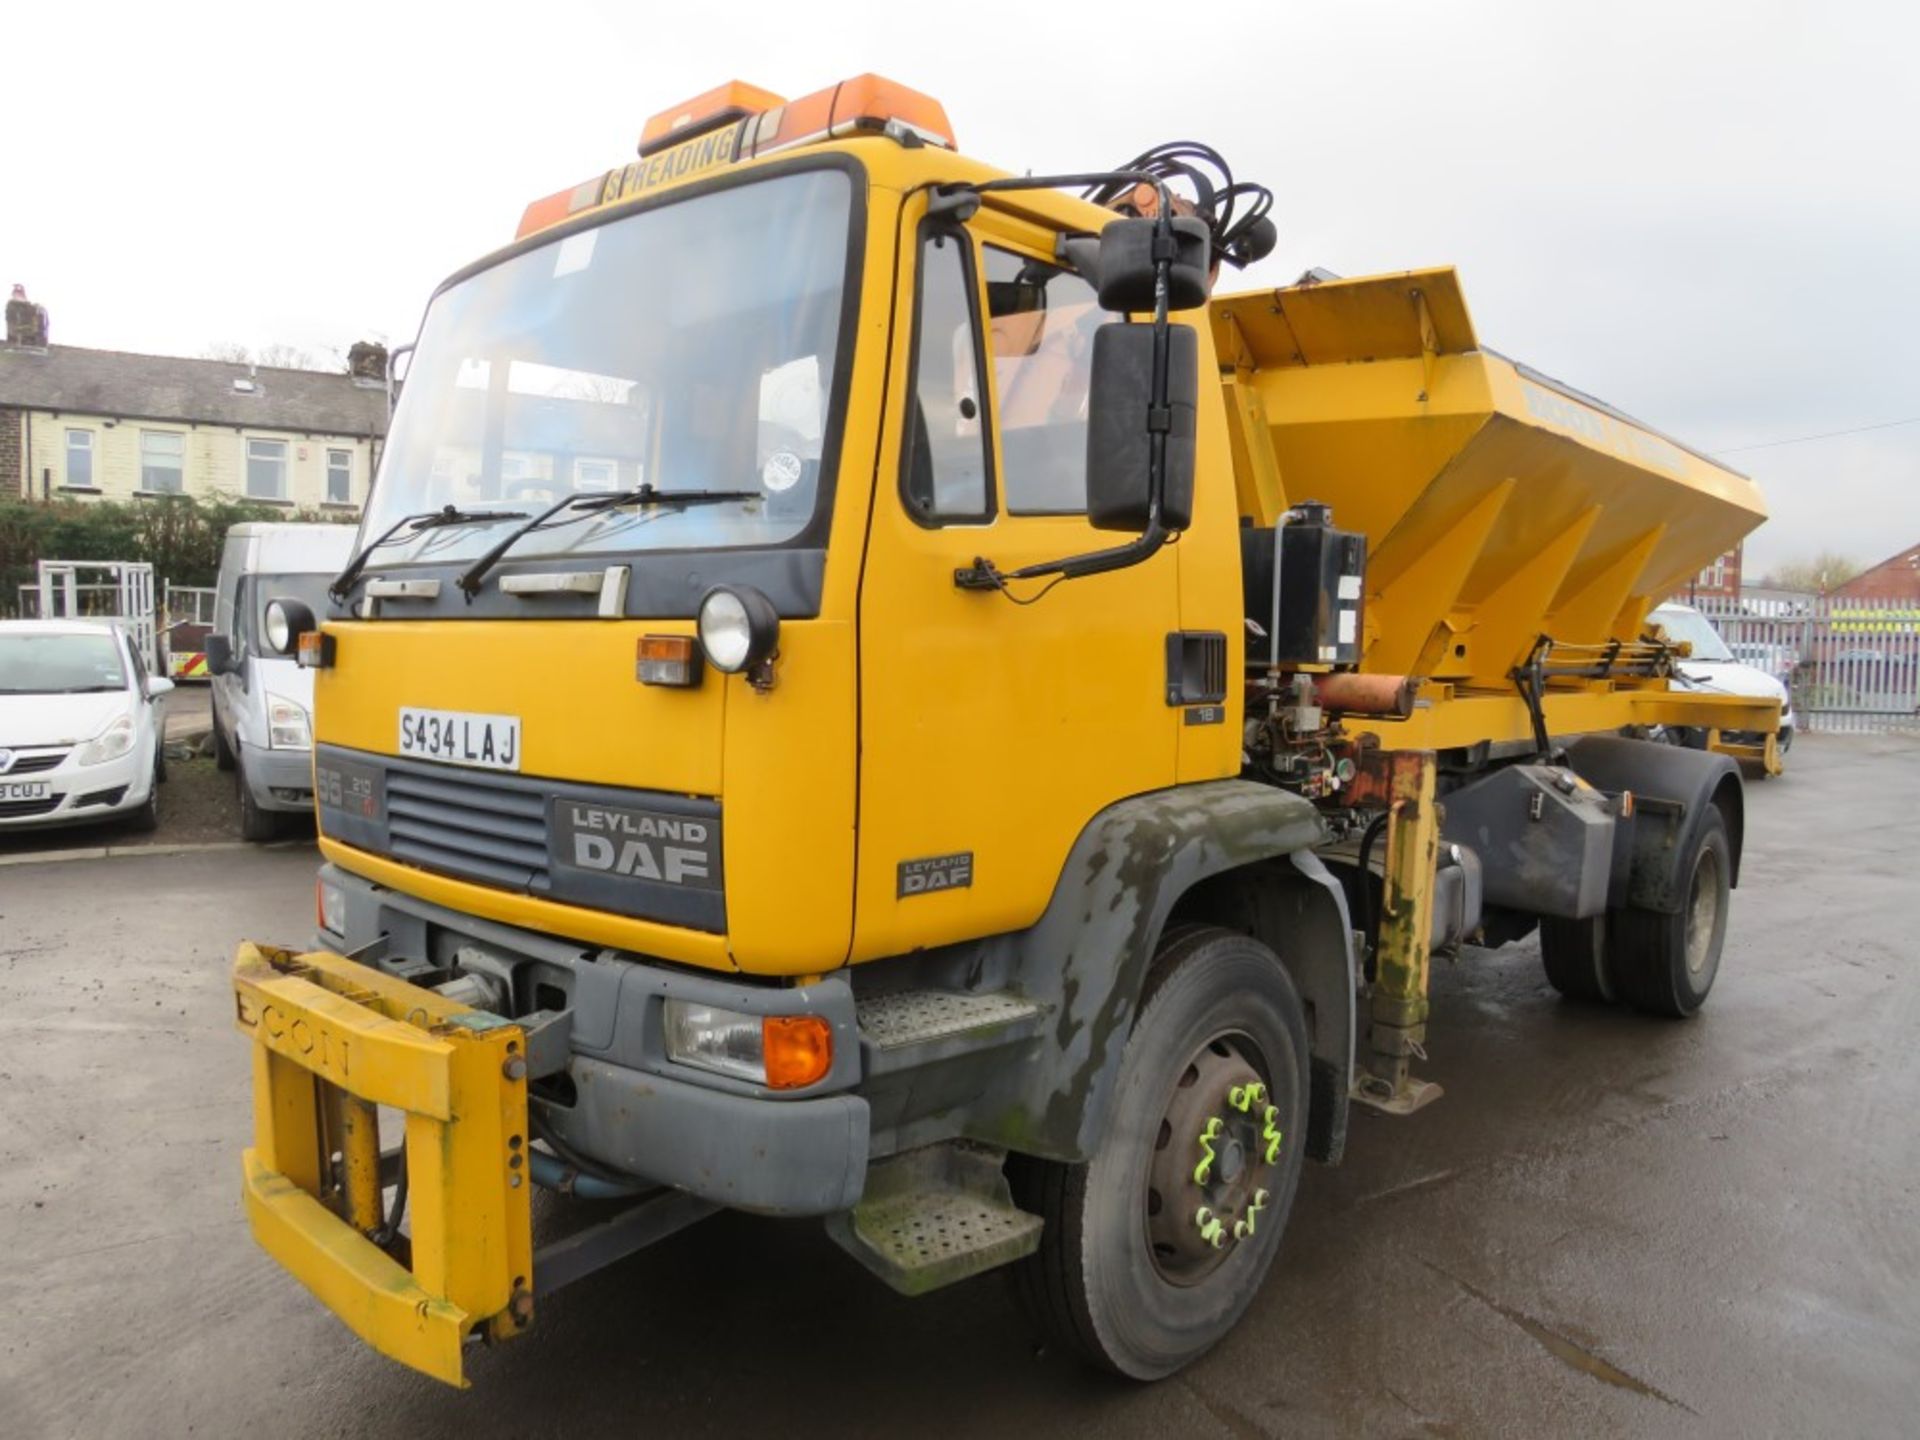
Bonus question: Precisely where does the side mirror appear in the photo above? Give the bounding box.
[1085,323,1198,533]
[146,675,175,700]
[204,634,233,676]
[1095,216,1211,313]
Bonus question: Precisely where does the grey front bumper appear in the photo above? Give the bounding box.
[546,1059,869,1215]
[320,862,870,1217]
[240,741,316,813]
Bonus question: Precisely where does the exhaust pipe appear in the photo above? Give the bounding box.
[1310,672,1418,719]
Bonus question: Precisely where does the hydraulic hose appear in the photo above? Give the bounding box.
[527,1113,653,1200]
[1357,812,1391,982]
[528,1147,651,1201]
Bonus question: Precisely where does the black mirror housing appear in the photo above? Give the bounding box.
[1095,216,1211,313]
[1085,323,1198,533]
[204,634,233,676]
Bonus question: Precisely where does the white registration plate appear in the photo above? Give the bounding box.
[398,708,521,772]
[0,780,51,801]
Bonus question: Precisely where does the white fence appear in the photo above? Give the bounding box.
[19,560,161,673]
[1693,594,1920,735]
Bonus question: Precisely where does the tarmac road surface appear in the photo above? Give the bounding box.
[1,733,1915,1438]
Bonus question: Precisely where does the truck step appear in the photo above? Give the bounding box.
[826,1143,1043,1296]
[856,988,1044,1049]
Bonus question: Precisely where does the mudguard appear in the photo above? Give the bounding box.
[958,780,1346,1164]
[1563,734,1744,911]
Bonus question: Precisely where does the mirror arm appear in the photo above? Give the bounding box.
[955,520,1169,591]
[954,191,1182,597]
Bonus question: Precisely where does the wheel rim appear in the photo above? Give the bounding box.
[1144,1035,1282,1286]
[1685,846,1721,978]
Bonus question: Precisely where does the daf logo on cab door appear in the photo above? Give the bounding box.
[898,852,974,897]
[553,800,722,889]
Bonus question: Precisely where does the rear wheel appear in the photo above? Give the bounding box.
[1540,913,1616,1003]
[1011,925,1310,1379]
[1608,808,1730,1017]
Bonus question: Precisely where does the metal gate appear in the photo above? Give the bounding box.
[1694,595,1920,735]
[29,561,160,673]
[162,582,219,680]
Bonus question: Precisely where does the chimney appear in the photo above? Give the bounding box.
[347,340,389,386]
[6,284,50,348]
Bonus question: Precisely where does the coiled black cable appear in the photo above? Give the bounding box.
[1082,141,1276,269]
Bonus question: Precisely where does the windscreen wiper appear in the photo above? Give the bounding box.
[455,484,760,599]
[329,506,528,604]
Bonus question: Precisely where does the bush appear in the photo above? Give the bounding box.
[0,495,346,615]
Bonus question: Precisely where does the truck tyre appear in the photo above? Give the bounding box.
[213,721,236,772]
[236,758,279,843]
[1539,914,1615,1004]
[1608,807,1730,1018]
[1010,924,1310,1380]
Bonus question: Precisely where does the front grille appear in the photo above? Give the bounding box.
[2,751,67,775]
[316,745,727,933]
[385,768,551,894]
[0,796,61,819]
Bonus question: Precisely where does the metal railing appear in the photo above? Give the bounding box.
[1691,594,1920,734]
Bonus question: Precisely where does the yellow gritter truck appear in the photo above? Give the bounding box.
[226,74,1781,1386]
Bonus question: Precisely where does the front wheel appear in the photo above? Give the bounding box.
[126,759,160,835]
[1011,925,1311,1380]
[236,758,280,843]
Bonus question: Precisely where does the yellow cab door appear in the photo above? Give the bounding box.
[853,198,1183,962]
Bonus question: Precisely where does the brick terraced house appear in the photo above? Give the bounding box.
[2,292,387,513]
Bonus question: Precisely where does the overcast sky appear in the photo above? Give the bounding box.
[10,1,1916,575]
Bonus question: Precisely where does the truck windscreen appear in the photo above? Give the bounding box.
[363,168,854,570]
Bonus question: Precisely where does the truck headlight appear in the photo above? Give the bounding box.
[76,713,136,766]
[266,693,312,750]
[696,585,779,676]
[316,878,346,936]
[662,1000,832,1090]
[263,598,316,657]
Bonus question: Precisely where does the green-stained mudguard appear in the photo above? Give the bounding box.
[963,780,1354,1166]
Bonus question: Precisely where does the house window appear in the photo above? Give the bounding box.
[65,429,94,488]
[326,448,352,504]
[574,457,617,492]
[247,438,288,500]
[140,431,185,493]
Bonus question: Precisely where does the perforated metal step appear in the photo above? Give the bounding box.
[827,1143,1043,1296]
[856,989,1042,1050]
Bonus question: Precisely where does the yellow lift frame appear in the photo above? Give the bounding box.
[233,944,533,1387]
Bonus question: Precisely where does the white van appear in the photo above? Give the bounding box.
[206,523,357,839]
